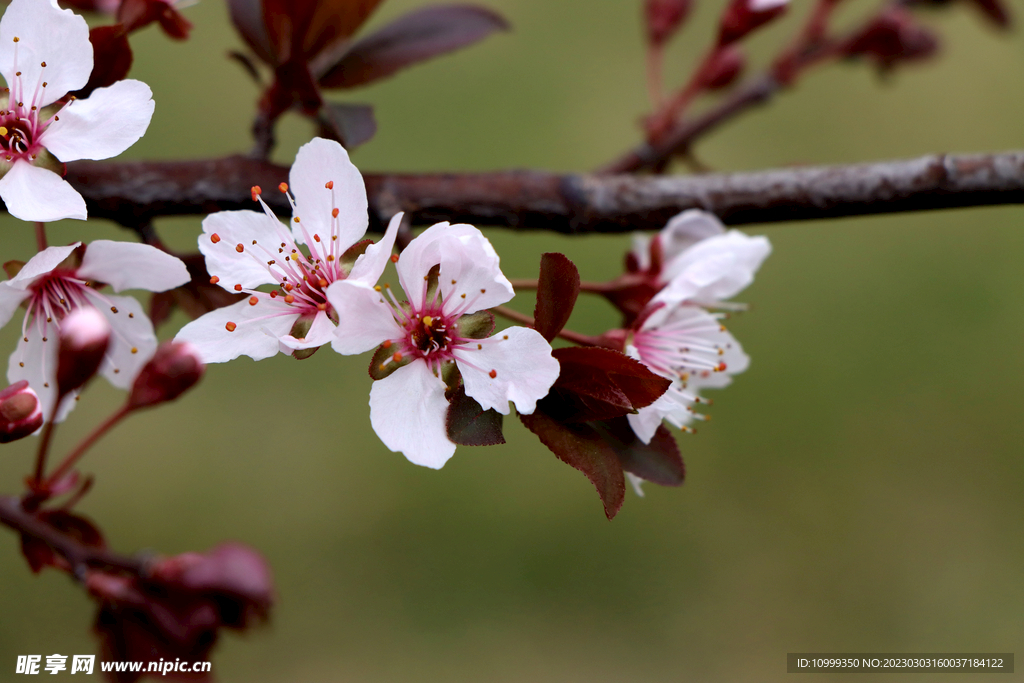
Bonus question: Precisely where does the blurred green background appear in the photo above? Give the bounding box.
[2,0,1023,681]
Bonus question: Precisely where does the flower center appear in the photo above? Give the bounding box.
[408,312,454,357]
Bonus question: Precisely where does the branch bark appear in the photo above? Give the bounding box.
[57,150,1024,235]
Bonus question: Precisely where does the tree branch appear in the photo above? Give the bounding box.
[57,150,1024,235]
[0,495,146,576]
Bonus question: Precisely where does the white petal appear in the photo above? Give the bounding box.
[84,292,156,389]
[7,314,62,422]
[659,231,771,303]
[174,296,297,363]
[0,0,92,108]
[7,242,80,287]
[346,212,402,285]
[279,310,336,350]
[627,384,695,444]
[326,280,402,355]
[0,161,86,221]
[398,222,514,313]
[41,80,155,162]
[289,137,367,249]
[77,240,189,293]
[626,472,646,497]
[0,282,28,328]
[659,209,726,264]
[369,361,455,469]
[630,233,652,271]
[198,210,284,290]
[457,326,558,416]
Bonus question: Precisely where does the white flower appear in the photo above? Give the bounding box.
[0,240,189,421]
[631,209,771,307]
[626,301,749,444]
[327,222,560,469]
[175,137,400,363]
[0,0,155,222]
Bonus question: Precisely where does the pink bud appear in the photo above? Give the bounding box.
[718,0,789,45]
[127,341,204,410]
[0,381,43,442]
[57,308,111,397]
[645,0,693,47]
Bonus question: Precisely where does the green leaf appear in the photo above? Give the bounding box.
[339,238,373,276]
[455,311,494,340]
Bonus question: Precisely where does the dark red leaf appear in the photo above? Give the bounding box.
[20,510,106,573]
[446,384,505,446]
[319,4,510,89]
[228,0,276,65]
[318,101,378,149]
[244,0,386,66]
[261,58,324,121]
[71,26,133,99]
[118,0,192,39]
[533,253,580,342]
[598,417,685,487]
[519,410,625,519]
[841,8,940,72]
[718,0,789,46]
[542,347,670,422]
[645,0,693,47]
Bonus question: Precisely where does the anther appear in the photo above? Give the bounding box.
[252,239,257,245]
[374,286,382,292]
[249,296,259,306]
[477,344,482,350]
[489,370,497,379]
[390,254,399,263]
[318,278,327,287]
[209,276,220,284]
[480,288,486,294]
[131,347,138,354]
[279,182,288,193]
[233,284,242,291]
[422,316,434,327]
[327,255,335,262]
[317,303,327,311]
[392,352,403,362]
[110,306,118,314]
[225,322,237,332]
[502,335,508,340]
[331,208,339,218]
[285,295,295,304]
[270,291,279,298]
[40,61,45,67]
[284,283,294,291]
[236,243,244,253]
[293,217,301,223]
[382,340,392,349]
[210,233,221,243]
[325,181,334,190]
[251,186,262,201]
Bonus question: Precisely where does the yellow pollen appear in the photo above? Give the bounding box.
[131,347,138,354]
[422,316,434,327]
[374,285,382,292]
[327,255,335,262]
[0,127,6,136]
[293,217,300,223]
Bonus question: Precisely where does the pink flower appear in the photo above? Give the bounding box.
[327,222,560,469]
[0,241,188,421]
[0,0,155,222]
[175,138,400,362]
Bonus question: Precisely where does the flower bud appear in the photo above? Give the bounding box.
[57,308,111,397]
[645,0,693,47]
[718,0,790,46]
[701,45,746,90]
[841,8,940,72]
[0,381,43,442]
[127,341,204,410]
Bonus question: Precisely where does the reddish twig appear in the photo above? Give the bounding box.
[0,495,146,576]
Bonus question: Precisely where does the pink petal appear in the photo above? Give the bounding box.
[326,280,402,355]
[456,326,558,415]
[83,291,157,389]
[199,210,285,290]
[78,240,189,293]
[42,80,155,162]
[0,0,92,108]
[346,212,402,285]
[174,296,298,363]
[369,361,455,469]
[7,243,80,287]
[0,161,86,221]
[289,137,368,251]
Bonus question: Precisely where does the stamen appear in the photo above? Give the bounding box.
[225,322,237,332]
[235,244,244,253]
[210,233,221,243]
[209,276,219,284]
[249,297,259,306]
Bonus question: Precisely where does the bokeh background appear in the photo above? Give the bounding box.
[2,0,1023,681]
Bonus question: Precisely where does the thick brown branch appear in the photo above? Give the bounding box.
[57,151,1024,235]
[0,495,145,576]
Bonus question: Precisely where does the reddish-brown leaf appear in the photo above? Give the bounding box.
[519,410,625,519]
[599,417,685,487]
[319,4,510,89]
[20,510,106,574]
[543,347,670,423]
[446,384,505,446]
[318,101,378,149]
[533,252,579,342]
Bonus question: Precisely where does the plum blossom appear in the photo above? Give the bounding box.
[631,209,771,307]
[0,240,189,421]
[623,212,771,447]
[0,0,155,222]
[327,222,560,469]
[175,137,399,363]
